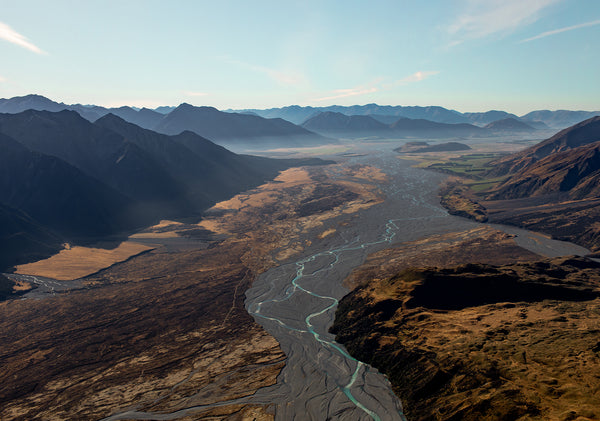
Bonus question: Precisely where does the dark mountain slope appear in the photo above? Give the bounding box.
[489,141,600,200]
[170,130,335,193]
[0,110,187,213]
[0,203,63,271]
[489,116,600,176]
[96,114,301,205]
[0,133,134,239]
[0,111,334,270]
[154,103,329,146]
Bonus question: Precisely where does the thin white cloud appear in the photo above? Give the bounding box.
[0,22,45,54]
[184,91,209,97]
[314,87,378,102]
[519,18,600,43]
[397,71,440,84]
[316,71,439,102]
[223,56,306,86]
[448,0,561,44]
[381,71,440,89]
[0,75,6,82]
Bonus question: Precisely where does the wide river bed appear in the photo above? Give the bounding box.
[15,145,588,421]
[245,147,590,421]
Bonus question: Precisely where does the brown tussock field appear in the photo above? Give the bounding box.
[15,241,156,281]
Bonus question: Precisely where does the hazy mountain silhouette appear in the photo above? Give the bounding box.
[0,94,164,130]
[235,104,599,130]
[238,104,469,125]
[2,95,598,133]
[155,106,176,114]
[463,110,519,126]
[230,105,319,125]
[0,202,64,271]
[390,117,484,138]
[521,110,600,129]
[368,114,403,125]
[301,111,485,139]
[153,103,330,147]
[98,106,163,129]
[0,94,65,113]
[520,119,550,130]
[484,118,536,132]
[301,112,390,137]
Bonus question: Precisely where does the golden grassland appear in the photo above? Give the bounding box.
[334,226,600,420]
[15,241,155,281]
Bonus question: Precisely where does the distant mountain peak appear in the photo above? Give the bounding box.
[484,117,535,131]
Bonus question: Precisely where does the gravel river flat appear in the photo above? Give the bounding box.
[245,147,590,421]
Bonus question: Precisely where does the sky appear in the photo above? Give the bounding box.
[1,0,599,115]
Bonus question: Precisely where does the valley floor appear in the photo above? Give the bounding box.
[3,139,599,421]
[0,162,385,420]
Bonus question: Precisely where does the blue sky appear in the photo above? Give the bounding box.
[1,0,599,114]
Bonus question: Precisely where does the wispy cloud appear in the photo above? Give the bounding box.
[381,71,440,89]
[519,18,600,43]
[397,71,440,84]
[223,56,306,86]
[184,91,208,97]
[315,71,439,102]
[0,22,45,54]
[314,86,378,102]
[448,0,561,45]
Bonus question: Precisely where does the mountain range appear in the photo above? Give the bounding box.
[153,103,330,147]
[0,109,331,270]
[1,95,597,142]
[234,104,600,129]
[0,95,329,149]
[300,111,533,139]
